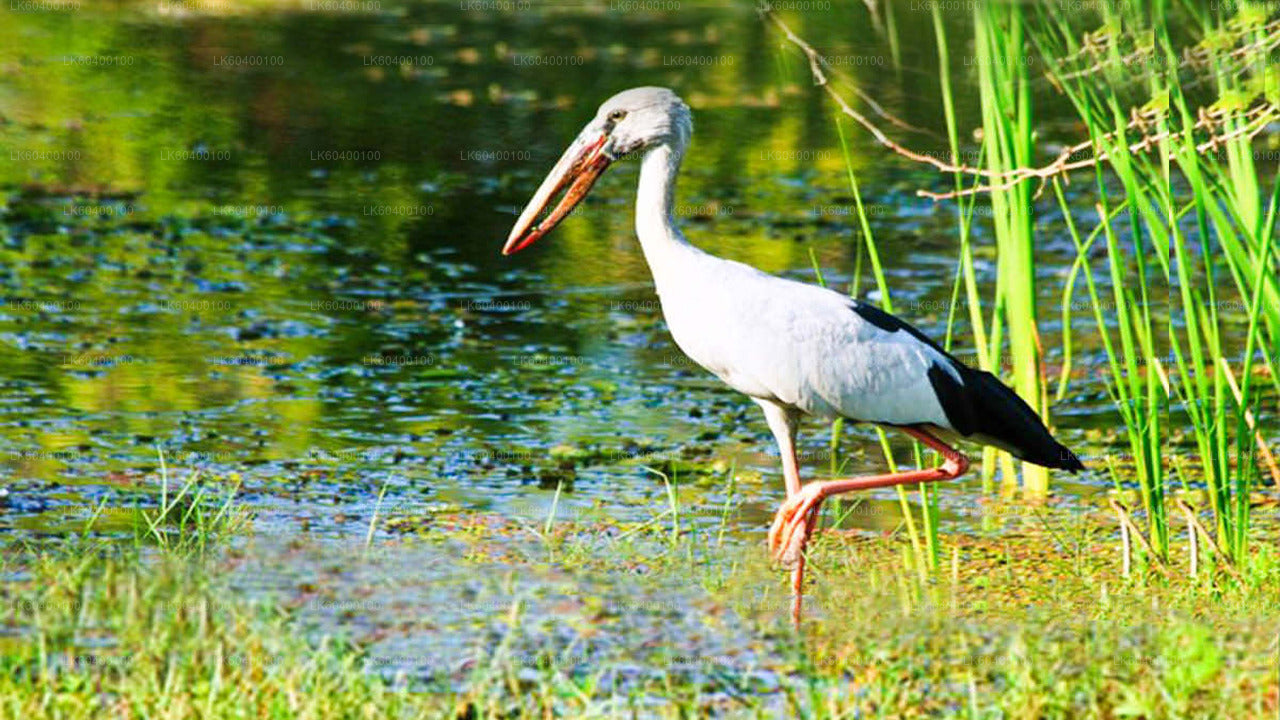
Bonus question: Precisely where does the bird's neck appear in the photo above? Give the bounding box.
[634,142,698,286]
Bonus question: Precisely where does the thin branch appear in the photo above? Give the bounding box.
[758,3,1278,200]
[760,4,1012,182]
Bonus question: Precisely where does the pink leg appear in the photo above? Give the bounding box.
[756,401,810,624]
[769,427,971,625]
[770,417,810,626]
[773,416,809,626]
[787,504,819,626]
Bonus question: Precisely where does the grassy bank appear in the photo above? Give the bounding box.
[0,548,410,719]
[3,509,1277,719]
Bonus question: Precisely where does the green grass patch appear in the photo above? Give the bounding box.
[10,502,1276,719]
[0,547,419,719]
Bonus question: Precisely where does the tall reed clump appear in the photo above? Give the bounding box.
[973,3,1051,498]
[1034,0,1278,569]
[1035,0,1172,559]
[1162,5,1279,566]
[767,0,1276,577]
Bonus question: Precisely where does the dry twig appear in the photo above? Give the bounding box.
[758,3,1278,200]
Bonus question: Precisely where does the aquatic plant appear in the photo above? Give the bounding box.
[766,0,1277,577]
[1035,0,1278,568]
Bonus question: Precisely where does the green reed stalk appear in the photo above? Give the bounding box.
[974,3,1050,498]
[834,116,936,572]
[807,249,848,518]
[932,4,1002,497]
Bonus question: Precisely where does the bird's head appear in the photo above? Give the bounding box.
[502,87,692,255]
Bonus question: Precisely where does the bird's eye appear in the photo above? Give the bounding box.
[607,110,627,123]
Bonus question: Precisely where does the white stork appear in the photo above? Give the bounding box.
[501,87,1083,625]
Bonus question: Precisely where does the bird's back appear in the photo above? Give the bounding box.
[654,250,949,421]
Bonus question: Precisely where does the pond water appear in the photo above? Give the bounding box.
[0,0,1269,693]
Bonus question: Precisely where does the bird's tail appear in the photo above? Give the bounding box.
[956,367,1085,472]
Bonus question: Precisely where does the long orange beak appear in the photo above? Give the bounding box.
[502,131,613,255]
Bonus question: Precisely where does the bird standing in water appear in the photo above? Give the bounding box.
[501,87,1083,625]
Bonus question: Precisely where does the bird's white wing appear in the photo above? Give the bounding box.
[656,254,961,428]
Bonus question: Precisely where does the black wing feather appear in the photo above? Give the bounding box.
[853,300,1084,473]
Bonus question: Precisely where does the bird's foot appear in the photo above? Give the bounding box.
[768,484,824,568]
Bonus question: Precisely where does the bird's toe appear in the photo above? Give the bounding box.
[768,493,815,565]
[767,518,788,562]
[777,527,806,568]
